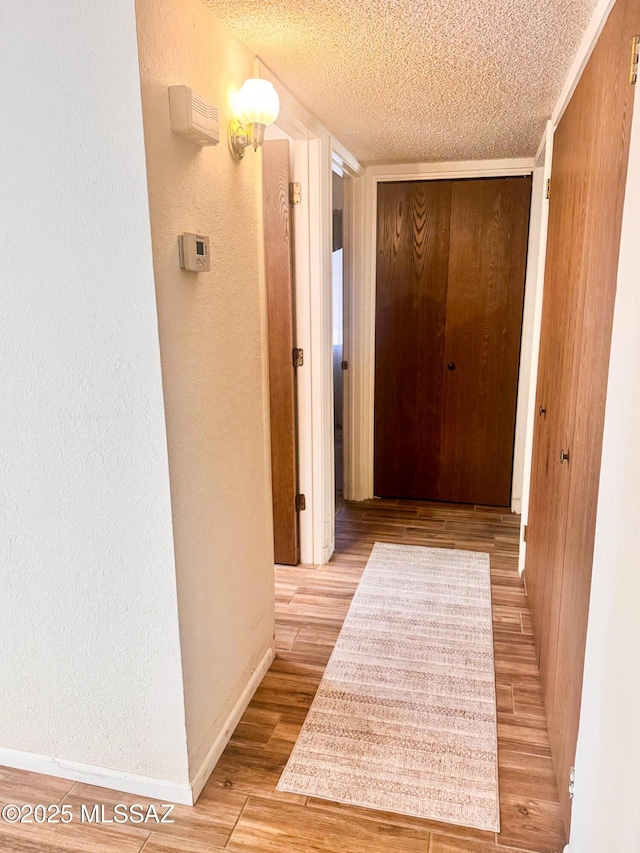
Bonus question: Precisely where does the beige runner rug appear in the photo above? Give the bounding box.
[277,542,500,832]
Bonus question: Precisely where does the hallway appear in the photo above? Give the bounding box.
[257,500,567,853]
[0,499,565,852]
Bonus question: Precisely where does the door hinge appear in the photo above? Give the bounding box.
[341,360,348,370]
[289,182,302,205]
[569,766,576,799]
[295,494,306,512]
[523,524,528,543]
[292,347,304,368]
[630,35,639,84]
[545,178,551,200]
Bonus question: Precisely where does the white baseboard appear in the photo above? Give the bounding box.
[0,747,193,805]
[0,644,275,807]
[189,643,275,803]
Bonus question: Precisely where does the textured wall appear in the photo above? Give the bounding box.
[135,0,275,776]
[568,87,640,853]
[0,1,189,781]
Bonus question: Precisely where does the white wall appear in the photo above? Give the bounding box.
[0,0,189,786]
[567,84,640,853]
[135,0,275,783]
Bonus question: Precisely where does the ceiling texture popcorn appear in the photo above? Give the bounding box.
[205,0,599,163]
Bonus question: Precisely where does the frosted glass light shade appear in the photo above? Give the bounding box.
[234,79,280,127]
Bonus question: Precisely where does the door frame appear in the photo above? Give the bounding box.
[349,159,535,502]
[332,150,365,511]
[257,60,364,565]
[261,137,300,564]
[514,123,554,571]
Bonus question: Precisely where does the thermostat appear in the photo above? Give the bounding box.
[178,233,210,272]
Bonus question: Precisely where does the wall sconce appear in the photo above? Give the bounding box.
[228,79,280,161]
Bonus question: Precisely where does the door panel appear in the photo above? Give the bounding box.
[438,177,531,505]
[374,177,530,505]
[525,0,639,831]
[374,180,452,499]
[551,0,640,828]
[263,140,298,565]
[525,87,592,709]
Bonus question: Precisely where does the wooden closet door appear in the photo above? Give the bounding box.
[525,0,640,831]
[525,86,591,711]
[374,180,452,499]
[438,177,531,506]
[375,177,530,504]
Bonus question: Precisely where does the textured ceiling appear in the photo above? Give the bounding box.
[204,0,598,164]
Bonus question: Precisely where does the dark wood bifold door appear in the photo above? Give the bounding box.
[374,176,531,506]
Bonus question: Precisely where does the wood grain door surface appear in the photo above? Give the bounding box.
[525,0,640,832]
[263,140,299,565]
[374,180,451,501]
[438,178,531,505]
[375,177,531,506]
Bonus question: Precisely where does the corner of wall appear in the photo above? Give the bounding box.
[135,0,275,790]
[188,642,275,803]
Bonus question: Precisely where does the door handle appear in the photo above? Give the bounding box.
[560,449,570,464]
[447,362,456,371]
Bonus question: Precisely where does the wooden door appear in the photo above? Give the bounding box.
[263,140,298,565]
[524,84,590,698]
[525,0,639,831]
[374,180,451,500]
[438,178,531,505]
[374,177,530,506]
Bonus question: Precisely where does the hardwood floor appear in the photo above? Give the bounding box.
[0,499,566,853]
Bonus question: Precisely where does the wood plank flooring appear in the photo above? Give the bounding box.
[0,499,566,853]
